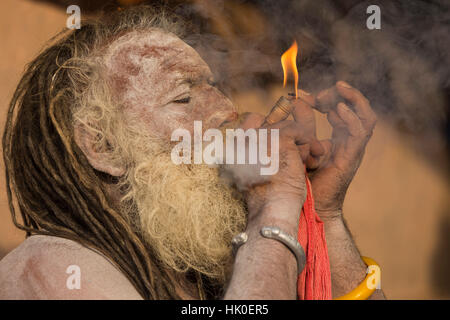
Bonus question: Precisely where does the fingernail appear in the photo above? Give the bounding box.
[337,81,352,89]
[316,91,325,100]
[298,89,311,96]
[289,90,311,97]
[338,102,350,111]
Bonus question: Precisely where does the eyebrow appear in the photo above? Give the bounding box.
[160,49,213,87]
[176,72,212,87]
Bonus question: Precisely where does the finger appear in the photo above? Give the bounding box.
[265,119,294,130]
[296,89,316,107]
[291,95,316,138]
[298,144,310,162]
[315,86,341,113]
[336,81,377,131]
[291,94,324,157]
[280,122,311,145]
[239,112,265,130]
[288,89,316,107]
[310,139,332,168]
[311,139,333,169]
[310,139,325,157]
[336,102,365,138]
[319,139,333,156]
[327,109,346,129]
[334,103,369,163]
[305,155,322,170]
[296,139,324,162]
[328,109,351,144]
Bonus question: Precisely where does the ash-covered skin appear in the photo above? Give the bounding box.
[104,30,238,139]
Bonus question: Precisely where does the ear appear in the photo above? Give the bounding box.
[73,123,126,177]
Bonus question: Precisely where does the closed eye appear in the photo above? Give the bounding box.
[208,79,218,87]
[173,97,191,104]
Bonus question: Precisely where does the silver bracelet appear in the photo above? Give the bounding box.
[231,227,306,275]
[231,232,248,256]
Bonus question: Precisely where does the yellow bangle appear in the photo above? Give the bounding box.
[334,256,381,300]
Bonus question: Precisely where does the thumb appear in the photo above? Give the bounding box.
[239,112,266,130]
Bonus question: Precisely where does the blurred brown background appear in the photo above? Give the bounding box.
[0,0,449,299]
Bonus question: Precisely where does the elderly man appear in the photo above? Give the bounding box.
[0,7,384,300]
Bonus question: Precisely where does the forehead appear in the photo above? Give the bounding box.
[103,30,211,91]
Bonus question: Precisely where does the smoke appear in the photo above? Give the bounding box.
[33,0,450,161]
[176,0,449,162]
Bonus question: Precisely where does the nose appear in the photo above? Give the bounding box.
[227,110,238,122]
[209,88,239,127]
[216,110,238,128]
[222,95,238,121]
[220,99,239,125]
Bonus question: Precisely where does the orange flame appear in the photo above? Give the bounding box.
[281,40,299,98]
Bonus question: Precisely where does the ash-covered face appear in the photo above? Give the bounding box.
[87,29,247,285]
[104,29,238,139]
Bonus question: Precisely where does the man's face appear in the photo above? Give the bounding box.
[104,29,238,139]
[99,30,246,284]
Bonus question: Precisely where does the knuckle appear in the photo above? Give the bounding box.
[353,123,366,136]
[364,113,377,128]
[282,121,299,132]
[251,113,266,124]
[356,128,367,138]
[363,127,375,139]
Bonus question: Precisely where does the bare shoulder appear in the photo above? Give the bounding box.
[0,235,142,300]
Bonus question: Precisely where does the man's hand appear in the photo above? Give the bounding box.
[235,114,312,232]
[294,81,377,219]
[224,114,313,299]
[292,82,384,299]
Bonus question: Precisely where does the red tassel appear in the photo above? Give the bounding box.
[297,176,332,300]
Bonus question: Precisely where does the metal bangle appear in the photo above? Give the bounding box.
[231,227,306,275]
[231,232,248,256]
[260,226,306,275]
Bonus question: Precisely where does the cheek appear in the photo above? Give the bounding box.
[128,105,192,140]
[123,89,237,141]
[153,107,193,137]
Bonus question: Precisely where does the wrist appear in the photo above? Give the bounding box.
[247,201,301,237]
[316,208,343,222]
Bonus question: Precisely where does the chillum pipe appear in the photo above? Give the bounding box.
[262,96,293,126]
